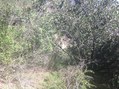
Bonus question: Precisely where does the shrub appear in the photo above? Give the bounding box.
[43,72,66,89]
[61,66,94,89]
[44,66,94,89]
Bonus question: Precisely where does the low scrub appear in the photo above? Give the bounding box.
[43,66,94,89]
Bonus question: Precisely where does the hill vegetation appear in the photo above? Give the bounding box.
[0,0,119,89]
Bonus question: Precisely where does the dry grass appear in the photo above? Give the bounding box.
[0,67,50,89]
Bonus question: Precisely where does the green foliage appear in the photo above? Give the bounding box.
[37,17,56,52]
[0,0,56,64]
[51,0,119,60]
[0,0,119,89]
[43,67,94,89]
[48,51,70,70]
[62,66,94,89]
[0,25,23,64]
[43,72,66,89]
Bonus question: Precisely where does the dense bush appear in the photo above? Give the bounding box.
[0,3,20,64]
[0,0,56,65]
[89,36,119,89]
[0,0,119,89]
[45,0,119,89]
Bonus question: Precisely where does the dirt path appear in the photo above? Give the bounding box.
[0,67,50,89]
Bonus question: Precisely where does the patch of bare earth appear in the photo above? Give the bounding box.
[0,67,50,89]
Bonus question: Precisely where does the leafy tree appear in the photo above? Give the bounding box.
[44,0,119,88]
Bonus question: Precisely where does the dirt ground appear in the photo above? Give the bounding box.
[0,67,50,89]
